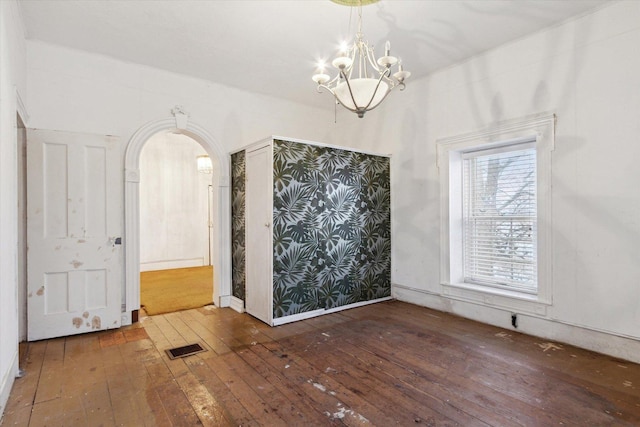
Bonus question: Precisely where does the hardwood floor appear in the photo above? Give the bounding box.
[2,301,640,426]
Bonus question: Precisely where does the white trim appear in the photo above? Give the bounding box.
[15,87,29,126]
[219,294,232,309]
[393,283,640,364]
[441,283,548,316]
[0,349,18,419]
[324,296,393,314]
[271,297,393,326]
[436,112,556,157]
[123,117,231,325]
[437,113,555,313]
[139,258,205,272]
[272,309,325,326]
[230,296,244,313]
[235,137,272,155]
[232,135,392,159]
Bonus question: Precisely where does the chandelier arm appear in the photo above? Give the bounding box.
[361,68,391,111]
[364,44,384,75]
[359,89,392,113]
[316,83,336,95]
[339,69,363,112]
[328,73,343,87]
[379,71,396,87]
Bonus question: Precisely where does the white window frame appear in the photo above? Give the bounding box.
[437,113,554,315]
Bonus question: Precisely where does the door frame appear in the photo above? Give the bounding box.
[16,90,29,343]
[123,117,231,325]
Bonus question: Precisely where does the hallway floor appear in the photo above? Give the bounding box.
[2,301,640,426]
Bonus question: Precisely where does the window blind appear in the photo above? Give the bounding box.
[462,145,537,293]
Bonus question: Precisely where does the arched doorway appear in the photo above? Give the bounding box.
[123,116,231,324]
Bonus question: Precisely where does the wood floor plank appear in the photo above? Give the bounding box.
[256,340,397,426]
[146,314,228,426]
[33,339,66,404]
[185,357,256,426]
[346,306,640,424]
[233,345,339,426]
[278,328,492,426]
[337,330,539,426]
[3,300,640,426]
[150,314,189,349]
[152,379,204,427]
[301,342,456,426]
[178,309,232,356]
[330,318,560,426]
[223,347,320,425]
[204,352,287,426]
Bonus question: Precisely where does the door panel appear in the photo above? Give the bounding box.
[245,145,272,324]
[27,129,122,341]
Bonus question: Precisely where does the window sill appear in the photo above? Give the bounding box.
[442,282,550,315]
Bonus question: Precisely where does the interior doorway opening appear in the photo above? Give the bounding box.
[138,131,214,316]
[124,117,232,325]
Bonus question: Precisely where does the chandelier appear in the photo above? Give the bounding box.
[196,155,213,174]
[312,0,410,118]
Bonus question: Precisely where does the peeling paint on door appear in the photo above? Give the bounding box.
[70,260,84,268]
[36,286,44,296]
[91,316,101,329]
[72,317,83,328]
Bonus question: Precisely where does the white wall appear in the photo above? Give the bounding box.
[367,1,640,362]
[139,132,211,271]
[0,0,26,418]
[26,41,335,151]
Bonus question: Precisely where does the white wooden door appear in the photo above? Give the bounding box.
[245,145,272,324]
[27,129,122,341]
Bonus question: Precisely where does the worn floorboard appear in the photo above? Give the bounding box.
[2,301,640,426]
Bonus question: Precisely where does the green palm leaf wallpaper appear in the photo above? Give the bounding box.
[231,138,391,321]
[231,151,246,301]
[272,139,391,318]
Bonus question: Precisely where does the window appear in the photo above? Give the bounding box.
[462,143,537,293]
[437,114,554,313]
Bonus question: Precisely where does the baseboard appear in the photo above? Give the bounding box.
[140,258,204,272]
[0,349,18,422]
[218,294,231,308]
[393,283,640,364]
[272,296,393,327]
[272,309,325,326]
[230,296,244,313]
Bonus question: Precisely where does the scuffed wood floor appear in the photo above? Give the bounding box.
[2,301,640,426]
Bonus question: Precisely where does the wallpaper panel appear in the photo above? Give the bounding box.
[272,139,391,318]
[231,151,246,300]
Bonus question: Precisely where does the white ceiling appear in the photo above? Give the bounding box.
[18,0,609,110]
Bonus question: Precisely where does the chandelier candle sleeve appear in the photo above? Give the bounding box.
[312,0,410,118]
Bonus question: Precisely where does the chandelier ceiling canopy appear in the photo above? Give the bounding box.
[313,0,410,118]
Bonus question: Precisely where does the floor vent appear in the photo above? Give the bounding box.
[166,343,206,359]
